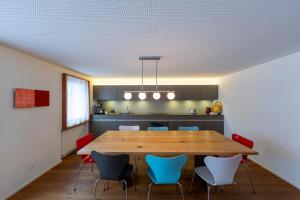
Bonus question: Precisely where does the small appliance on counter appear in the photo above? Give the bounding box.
[109,108,116,115]
[95,103,105,115]
[206,107,211,115]
[189,108,197,115]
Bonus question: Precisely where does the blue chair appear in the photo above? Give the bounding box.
[147,126,169,131]
[145,155,187,200]
[178,126,199,131]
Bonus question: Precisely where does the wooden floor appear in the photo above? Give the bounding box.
[10,153,300,200]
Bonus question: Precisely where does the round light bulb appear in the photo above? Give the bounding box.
[124,92,132,100]
[167,92,175,100]
[153,92,161,100]
[138,92,147,100]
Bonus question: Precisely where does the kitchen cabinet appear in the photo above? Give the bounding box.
[200,85,218,100]
[93,85,218,100]
[94,85,118,100]
[182,85,201,100]
[89,120,116,137]
[90,114,224,137]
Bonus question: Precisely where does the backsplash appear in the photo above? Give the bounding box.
[98,100,213,115]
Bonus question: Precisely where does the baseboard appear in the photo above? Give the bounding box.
[249,157,300,190]
[2,159,62,200]
[61,147,77,158]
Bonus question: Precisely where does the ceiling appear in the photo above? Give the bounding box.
[1,0,300,78]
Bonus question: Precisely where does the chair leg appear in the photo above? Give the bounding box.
[91,163,94,172]
[121,180,128,200]
[93,179,100,200]
[188,171,196,193]
[146,183,153,200]
[134,155,138,171]
[233,181,241,200]
[207,184,211,200]
[243,163,256,194]
[177,182,184,200]
[73,160,84,191]
[131,172,137,192]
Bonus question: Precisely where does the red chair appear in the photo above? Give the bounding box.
[74,133,95,191]
[232,133,256,194]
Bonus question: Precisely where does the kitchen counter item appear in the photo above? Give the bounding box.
[189,108,196,115]
[95,103,105,114]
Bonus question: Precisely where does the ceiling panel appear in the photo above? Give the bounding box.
[0,0,300,78]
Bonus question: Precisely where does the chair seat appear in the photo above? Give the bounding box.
[82,155,95,164]
[147,168,179,184]
[118,164,133,180]
[195,166,216,186]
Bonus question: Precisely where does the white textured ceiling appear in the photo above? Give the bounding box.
[1,0,300,78]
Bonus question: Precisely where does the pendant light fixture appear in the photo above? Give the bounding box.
[138,59,147,100]
[152,59,160,100]
[124,56,175,100]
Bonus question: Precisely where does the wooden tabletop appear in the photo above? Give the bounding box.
[78,130,258,156]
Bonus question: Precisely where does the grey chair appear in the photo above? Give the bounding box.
[189,155,242,200]
[91,151,136,200]
[118,125,140,171]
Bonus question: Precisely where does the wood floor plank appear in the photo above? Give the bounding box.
[9,153,300,200]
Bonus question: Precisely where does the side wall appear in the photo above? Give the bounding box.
[0,45,90,199]
[219,52,300,189]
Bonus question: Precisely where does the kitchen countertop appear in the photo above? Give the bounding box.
[91,114,224,121]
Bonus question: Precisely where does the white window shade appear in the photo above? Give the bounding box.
[66,76,89,127]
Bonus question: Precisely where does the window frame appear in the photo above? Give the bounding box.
[62,73,90,131]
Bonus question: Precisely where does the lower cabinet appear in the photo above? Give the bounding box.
[90,115,224,137]
[89,121,116,137]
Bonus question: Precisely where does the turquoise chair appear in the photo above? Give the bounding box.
[147,126,169,131]
[145,155,187,200]
[178,126,199,131]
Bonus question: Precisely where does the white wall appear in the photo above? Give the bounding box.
[219,52,300,189]
[0,45,90,199]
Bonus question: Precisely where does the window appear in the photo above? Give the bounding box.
[62,74,89,130]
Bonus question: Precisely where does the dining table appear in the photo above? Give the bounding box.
[77,130,258,156]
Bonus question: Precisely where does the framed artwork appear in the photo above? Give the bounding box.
[14,88,50,108]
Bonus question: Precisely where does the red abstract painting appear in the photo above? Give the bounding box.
[14,88,50,108]
[35,90,50,107]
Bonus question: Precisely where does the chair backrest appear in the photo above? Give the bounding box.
[145,155,187,184]
[232,133,254,161]
[76,133,94,150]
[204,155,242,185]
[178,126,199,131]
[119,125,140,131]
[91,151,130,181]
[147,126,169,131]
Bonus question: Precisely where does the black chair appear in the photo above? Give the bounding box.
[91,151,136,200]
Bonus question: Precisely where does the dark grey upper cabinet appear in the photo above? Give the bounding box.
[94,86,117,100]
[200,85,218,100]
[94,85,218,100]
[182,85,201,100]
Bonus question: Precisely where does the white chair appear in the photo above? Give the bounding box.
[119,125,140,131]
[118,125,140,170]
[189,154,242,200]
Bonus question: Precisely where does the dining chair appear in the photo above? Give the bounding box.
[73,133,95,191]
[189,155,242,200]
[178,126,199,131]
[91,151,136,200]
[145,154,187,200]
[232,133,256,194]
[118,125,140,171]
[119,125,140,131]
[147,126,169,131]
